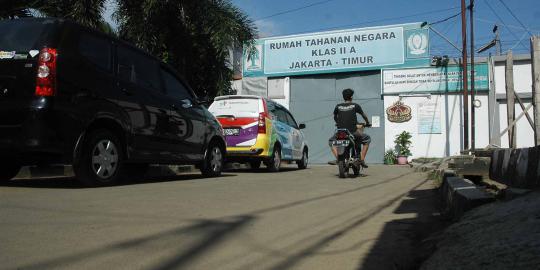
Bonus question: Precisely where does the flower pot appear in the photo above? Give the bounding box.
[397,156,408,165]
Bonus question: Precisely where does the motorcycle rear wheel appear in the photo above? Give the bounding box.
[338,160,348,178]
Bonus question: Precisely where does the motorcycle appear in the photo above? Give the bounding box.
[332,123,369,178]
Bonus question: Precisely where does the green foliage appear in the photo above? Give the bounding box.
[394,131,412,157]
[1,0,107,29]
[384,149,396,165]
[114,0,256,99]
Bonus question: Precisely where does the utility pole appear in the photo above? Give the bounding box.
[532,36,540,146]
[495,25,501,56]
[506,50,516,148]
[469,0,476,151]
[461,0,470,151]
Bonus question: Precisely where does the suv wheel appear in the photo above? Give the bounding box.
[297,149,308,169]
[266,146,281,172]
[201,143,223,177]
[0,162,21,182]
[74,130,124,186]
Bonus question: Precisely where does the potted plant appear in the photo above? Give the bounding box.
[384,149,396,165]
[394,131,412,165]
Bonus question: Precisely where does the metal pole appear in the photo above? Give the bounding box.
[461,0,470,151]
[470,0,475,151]
[496,28,501,56]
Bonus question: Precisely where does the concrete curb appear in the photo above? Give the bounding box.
[440,174,495,220]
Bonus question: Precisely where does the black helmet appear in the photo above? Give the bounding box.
[342,88,354,100]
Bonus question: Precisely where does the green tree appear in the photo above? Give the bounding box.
[0,0,107,29]
[115,0,256,98]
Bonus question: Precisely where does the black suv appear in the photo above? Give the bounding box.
[0,18,226,186]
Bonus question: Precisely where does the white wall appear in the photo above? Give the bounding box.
[268,77,290,109]
[494,62,532,93]
[384,94,490,159]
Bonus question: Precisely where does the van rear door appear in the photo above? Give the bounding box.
[0,19,59,125]
[209,97,260,147]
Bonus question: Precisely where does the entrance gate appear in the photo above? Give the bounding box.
[289,71,384,164]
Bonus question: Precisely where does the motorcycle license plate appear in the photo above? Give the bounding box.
[224,128,240,136]
[332,140,349,146]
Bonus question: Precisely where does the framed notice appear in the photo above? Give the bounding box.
[418,100,441,134]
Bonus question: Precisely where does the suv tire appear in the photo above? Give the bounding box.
[0,162,21,182]
[74,129,124,187]
[297,149,308,169]
[200,143,223,177]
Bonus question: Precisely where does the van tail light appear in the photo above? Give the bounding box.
[258,112,267,134]
[258,98,268,134]
[35,48,57,97]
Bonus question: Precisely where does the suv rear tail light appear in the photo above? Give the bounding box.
[35,48,57,96]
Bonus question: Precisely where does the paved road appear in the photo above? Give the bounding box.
[0,165,439,270]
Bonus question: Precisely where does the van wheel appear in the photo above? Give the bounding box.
[74,130,124,187]
[297,149,308,169]
[201,143,223,177]
[0,162,21,181]
[266,146,281,172]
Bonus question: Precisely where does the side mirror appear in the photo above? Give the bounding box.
[299,123,306,129]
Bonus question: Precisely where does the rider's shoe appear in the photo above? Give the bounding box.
[359,160,369,168]
[327,160,337,165]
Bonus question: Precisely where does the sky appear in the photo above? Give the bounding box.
[230,0,540,57]
[103,0,540,58]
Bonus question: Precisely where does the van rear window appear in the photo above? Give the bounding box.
[209,99,260,117]
[0,20,50,52]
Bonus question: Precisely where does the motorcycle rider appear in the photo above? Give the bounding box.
[328,88,372,168]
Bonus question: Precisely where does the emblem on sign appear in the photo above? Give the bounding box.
[407,32,428,55]
[386,101,412,123]
[245,44,262,71]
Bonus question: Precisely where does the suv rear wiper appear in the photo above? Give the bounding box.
[215,115,236,118]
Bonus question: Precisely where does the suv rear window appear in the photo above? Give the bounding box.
[209,98,260,117]
[0,19,51,52]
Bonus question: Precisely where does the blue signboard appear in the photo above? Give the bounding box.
[243,23,430,77]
